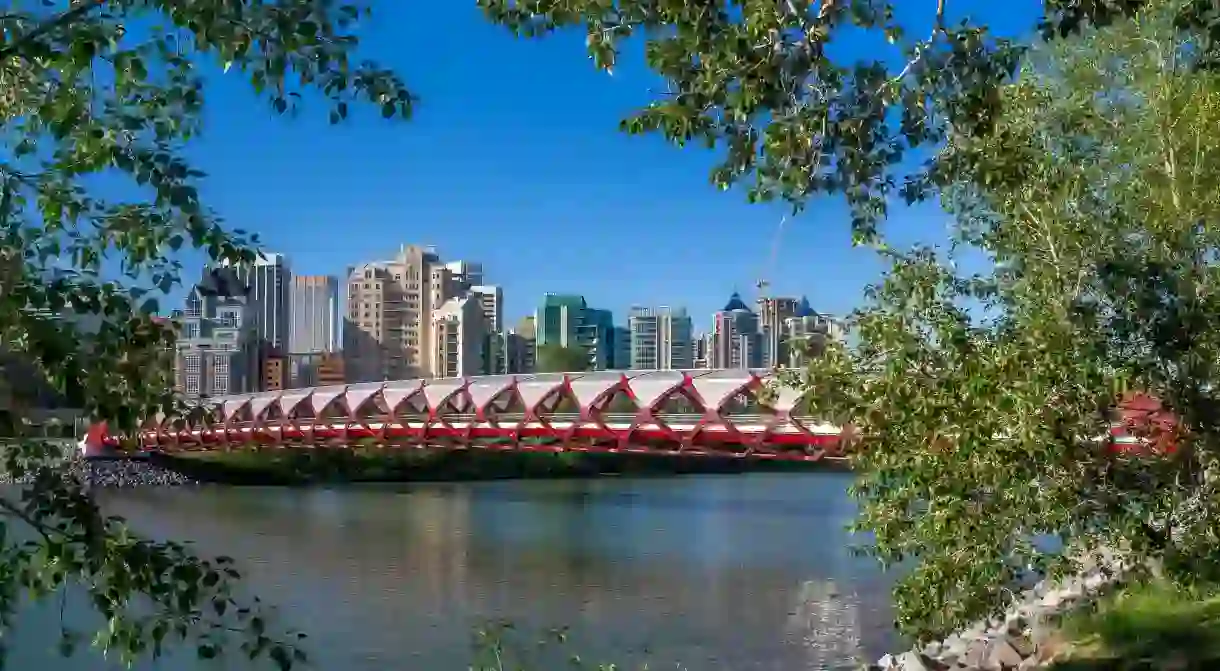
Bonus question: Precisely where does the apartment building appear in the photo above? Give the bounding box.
[175,266,260,399]
[344,244,451,382]
[289,275,339,355]
[784,299,846,367]
[431,294,487,378]
[710,292,761,369]
[757,297,801,369]
[228,253,291,353]
[470,285,504,332]
[628,306,694,370]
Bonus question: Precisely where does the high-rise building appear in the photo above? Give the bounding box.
[784,297,846,367]
[431,294,488,378]
[443,260,484,288]
[628,306,694,370]
[610,326,631,370]
[262,352,286,391]
[290,274,338,357]
[175,266,260,399]
[498,332,533,374]
[582,308,615,370]
[757,297,801,368]
[535,294,617,370]
[287,352,346,388]
[289,275,340,355]
[344,244,455,382]
[504,316,537,374]
[711,292,761,369]
[536,294,584,347]
[227,253,291,353]
[469,285,504,333]
[692,333,712,369]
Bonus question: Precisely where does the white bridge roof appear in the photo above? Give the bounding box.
[152,369,816,427]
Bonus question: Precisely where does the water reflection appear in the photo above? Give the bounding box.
[786,580,865,670]
[14,473,895,671]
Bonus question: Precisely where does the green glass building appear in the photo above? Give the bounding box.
[535,294,617,370]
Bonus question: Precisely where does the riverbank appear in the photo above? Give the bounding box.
[150,446,844,485]
[870,552,1220,670]
[0,440,199,487]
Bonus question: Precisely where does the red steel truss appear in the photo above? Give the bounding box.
[117,369,845,461]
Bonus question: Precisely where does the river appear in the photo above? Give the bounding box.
[8,472,899,670]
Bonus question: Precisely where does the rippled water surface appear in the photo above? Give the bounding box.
[11,472,898,670]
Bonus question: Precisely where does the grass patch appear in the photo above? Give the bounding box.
[1052,581,1220,670]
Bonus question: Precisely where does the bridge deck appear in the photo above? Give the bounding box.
[105,370,1159,460]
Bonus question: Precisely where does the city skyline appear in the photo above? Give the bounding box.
[170,239,844,396]
[195,241,845,337]
[151,2,1029,332]
[261,243,841,342]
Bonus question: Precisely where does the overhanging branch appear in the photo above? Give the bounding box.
[0,0,107,61]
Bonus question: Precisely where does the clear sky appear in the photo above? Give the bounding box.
[182,0,1040,331]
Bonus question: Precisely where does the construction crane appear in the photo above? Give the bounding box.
[755,214,789,301]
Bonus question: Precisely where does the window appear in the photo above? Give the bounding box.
[211,355,231,395]
[185,374,200,396]
[184,322,200,339]
[185,295,202,318]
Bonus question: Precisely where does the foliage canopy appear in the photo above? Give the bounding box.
[0,0,410,666]
[6,0,1220,665]
[481,0,1220,642]
[795,2,1220,639]
[535,343,593,373]
[480,0,1220,242]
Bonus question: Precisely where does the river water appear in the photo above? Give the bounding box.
[10,472,900,671]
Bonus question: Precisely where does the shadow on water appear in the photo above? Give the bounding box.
[436,472,857,517]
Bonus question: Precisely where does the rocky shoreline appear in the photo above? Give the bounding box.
[870,552,1127,670]
[0,449,198,488]
[74,455,198,488]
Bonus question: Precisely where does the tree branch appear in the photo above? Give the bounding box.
[0,492,59,543]
[0,0,107,61]
[878,0,948,97]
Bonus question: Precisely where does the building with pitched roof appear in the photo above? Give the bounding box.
[711,292,762,369]
[174,266,260,399]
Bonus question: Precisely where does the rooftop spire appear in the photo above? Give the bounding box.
[722,291,750,312]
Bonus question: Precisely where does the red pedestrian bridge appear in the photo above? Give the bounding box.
[96,369,846,461]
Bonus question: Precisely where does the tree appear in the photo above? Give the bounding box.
[479,0,1220,642]
[0,1,410,667]
[479,0,1220,241]
[791,3,1220,641]
[535,343,592,373]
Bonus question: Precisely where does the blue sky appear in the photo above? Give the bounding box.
[183,0,1040,331]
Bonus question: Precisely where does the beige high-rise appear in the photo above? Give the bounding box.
[757,297,800,369]
[344,244,463,382]
[430,294,488,378]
